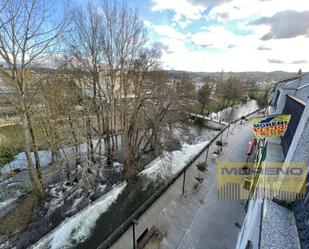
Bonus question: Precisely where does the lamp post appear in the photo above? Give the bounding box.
[132,218,138,249]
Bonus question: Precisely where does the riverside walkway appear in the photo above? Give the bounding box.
[111,119,255,249]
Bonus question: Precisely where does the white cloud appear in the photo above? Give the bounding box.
[154,29,309,72]
[148,0,309,72]
[209,0,309,21]
[151,0,206,21]
[152,25,185,40]
[189,26,241,49]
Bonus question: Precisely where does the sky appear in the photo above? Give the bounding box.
[121,0,309,72]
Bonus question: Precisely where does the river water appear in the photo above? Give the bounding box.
[211,99,260,122]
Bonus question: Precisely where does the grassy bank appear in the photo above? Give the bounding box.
[0,125,24,168]
[196,98,243,115]
[0,124,47,169]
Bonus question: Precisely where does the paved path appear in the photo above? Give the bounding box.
[111,120,254,249]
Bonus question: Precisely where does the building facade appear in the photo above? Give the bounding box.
[235,72,309,249]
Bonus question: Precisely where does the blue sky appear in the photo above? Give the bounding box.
[73,0,309,72]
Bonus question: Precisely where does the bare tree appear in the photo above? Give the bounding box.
[197,83,212,115]
[68,2,104,163]
[223,77,244,104]
[97,0,148,168]
[216,77,244,111]
[0,0,69,197]
[122,49,187,180]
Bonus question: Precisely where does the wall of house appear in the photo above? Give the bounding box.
[235,199,263,249]
[276,89,296,114]
[270,88,279,106]
[284,103,309,165]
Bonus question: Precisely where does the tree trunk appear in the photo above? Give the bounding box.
[21,113,45,198]
[26,111,42,180]
[105,113,113,167]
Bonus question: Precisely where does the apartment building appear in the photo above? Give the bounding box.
[235,72,309,249]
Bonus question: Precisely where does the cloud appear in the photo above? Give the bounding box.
[152,25,185,40]
[151,0,233,24]
[151,0,206,21]
[257,46,272,50]
[250,10,309,40]
[191,40,213,48]
[268,59,286,64]
[188,0,233,7]
[189,26,240,49]
[209,0,309,21]
[147,1,309,72]
[153,41,173,54]
[214,12,230,20]
[228,44,237,49]
[291,59,308,64]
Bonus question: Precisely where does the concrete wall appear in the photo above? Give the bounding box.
[235,199,262,249]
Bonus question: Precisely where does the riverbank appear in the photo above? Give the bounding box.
[0,124,217,249]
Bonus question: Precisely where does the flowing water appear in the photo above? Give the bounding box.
[211,99,260,123]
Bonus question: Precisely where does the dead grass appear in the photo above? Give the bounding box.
[0,195,38,236]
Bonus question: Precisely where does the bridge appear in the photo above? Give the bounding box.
[189,112,229,128]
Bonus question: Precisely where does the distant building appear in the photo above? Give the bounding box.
[235,72,309,249]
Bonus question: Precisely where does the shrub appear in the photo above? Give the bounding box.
[0,144,18,168]
[196,162,208,172]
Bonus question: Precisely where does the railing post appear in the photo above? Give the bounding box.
[205,146,209,164]
[132,219,138,249]
[220,129,224,141]
[182,168,186,196]
[226,123,231,139]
